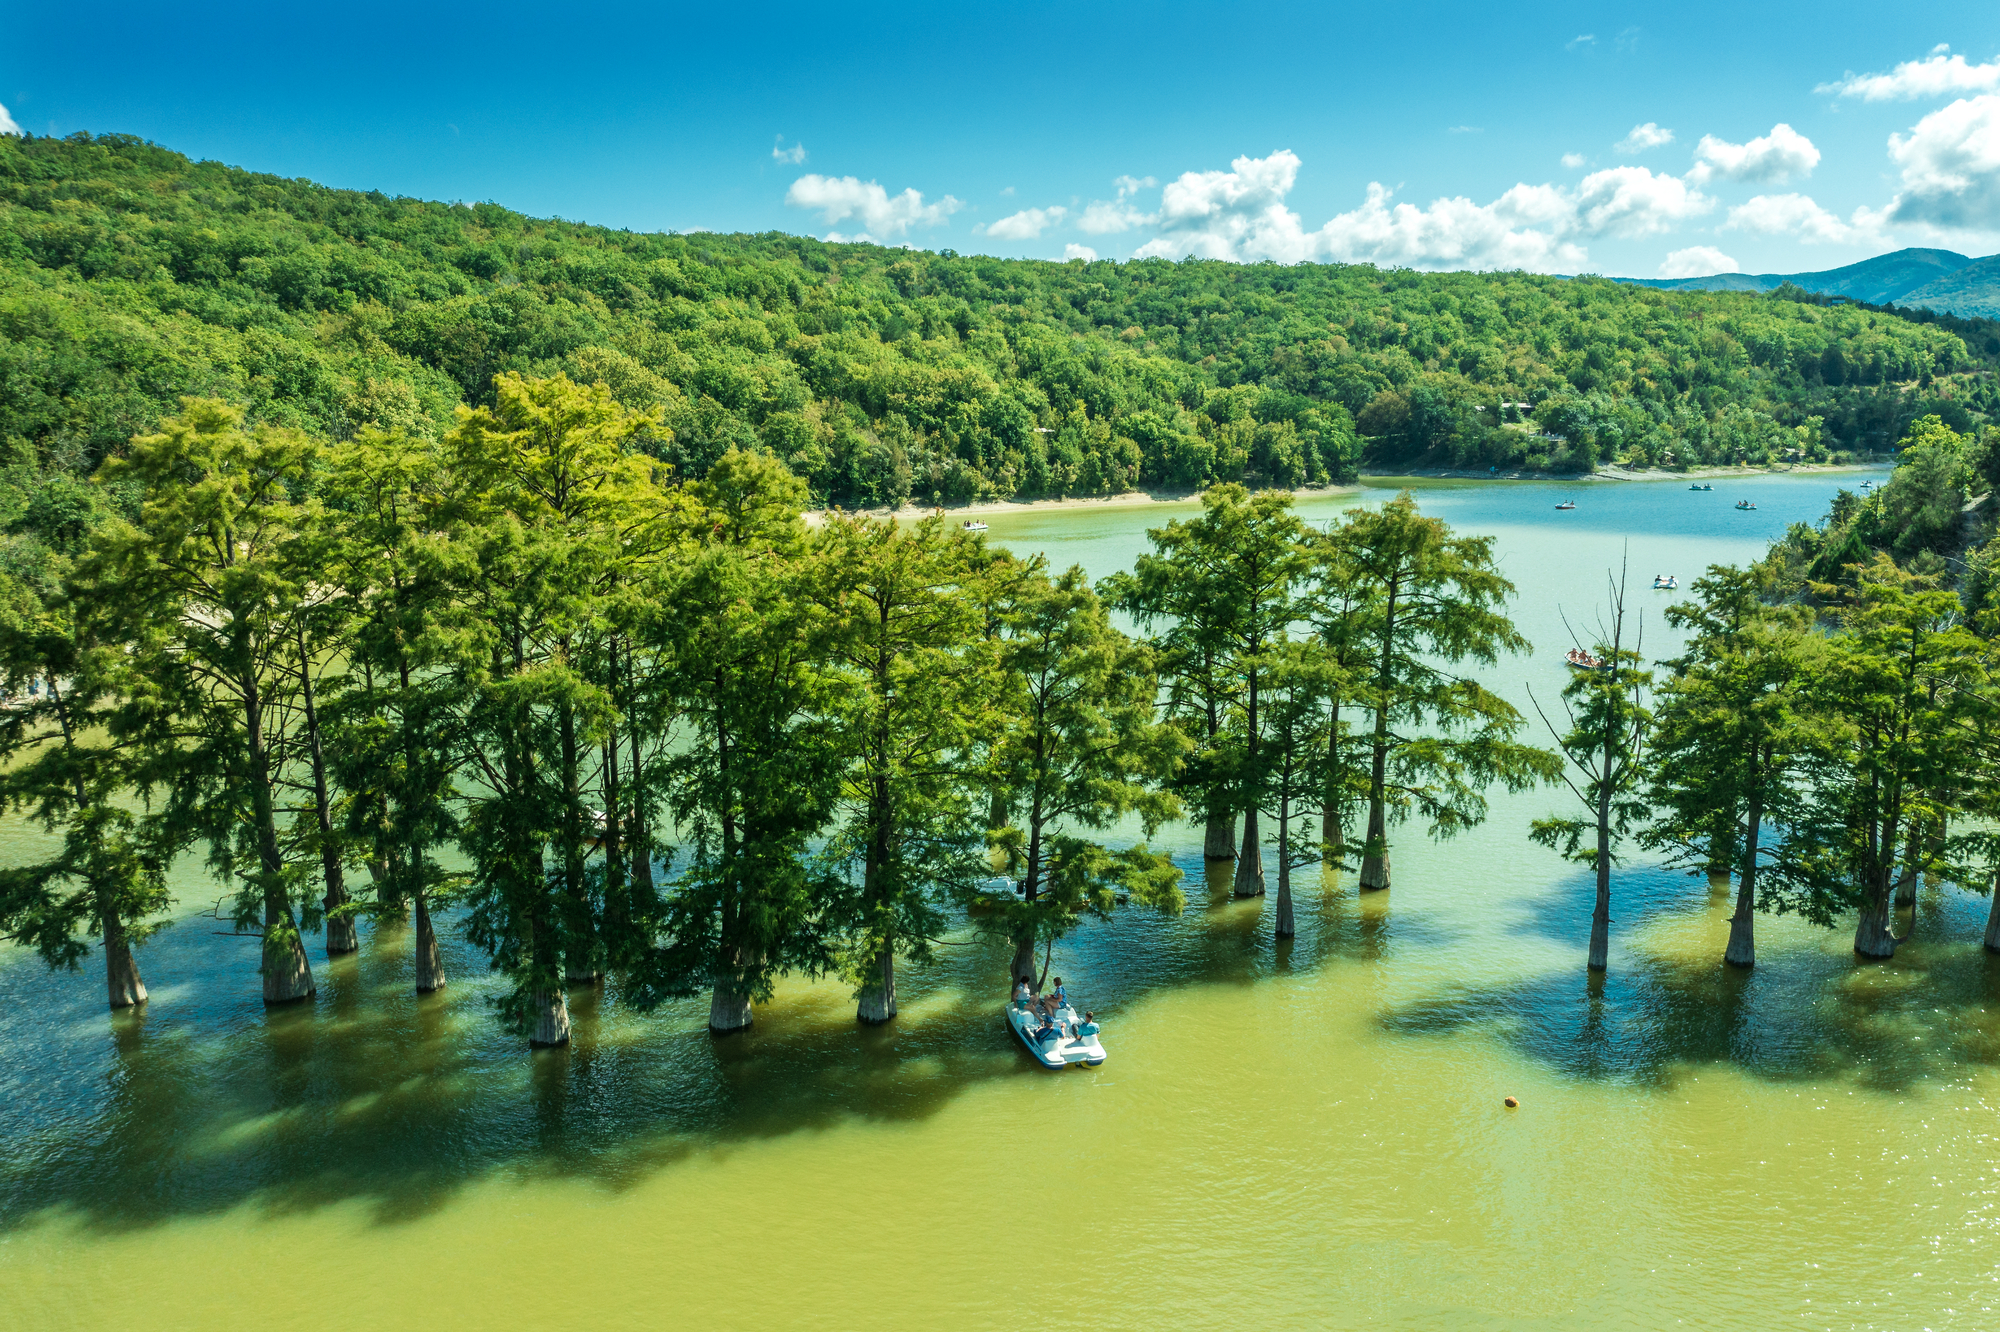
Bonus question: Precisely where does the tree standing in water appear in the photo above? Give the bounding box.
[319,426,474,993]
[1781,557,1981,958]
[1529,564,1653,972]
[1338,492,1554,892]
[1261,638,1344,938]
[644,450,843,1032]
[0,575,172,1008]
[447,373,670,1044]
[1113,485,1308,896]
[975,563,1184,987]
[88,399,323,1004]
[811,513,993,1024]
[1644,566,1820,968]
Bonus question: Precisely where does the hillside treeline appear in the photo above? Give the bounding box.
[3,132,1995,514]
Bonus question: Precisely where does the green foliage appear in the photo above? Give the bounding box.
[2,131,1987,522]
[1335,492,1560,879]
[973,562,1185,975]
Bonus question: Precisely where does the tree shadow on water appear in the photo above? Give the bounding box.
[1381,883,2000,1095]
[0,850,1437,1237]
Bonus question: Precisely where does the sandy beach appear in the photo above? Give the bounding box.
[804,460,1892,524]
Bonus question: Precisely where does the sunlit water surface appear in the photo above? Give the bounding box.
[11,467,2000,1331]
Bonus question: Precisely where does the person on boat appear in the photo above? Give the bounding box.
[1077,1011,1100,1038]
[1033,1011,1058,1044]
[1013,977,1032,1009]
[1052,977,1068,1010]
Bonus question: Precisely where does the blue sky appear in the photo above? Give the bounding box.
[5,2,1999,278]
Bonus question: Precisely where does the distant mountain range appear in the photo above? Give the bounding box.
[1617,248,2000,320]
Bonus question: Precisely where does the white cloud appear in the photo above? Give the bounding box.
[1688,123,1820,184]
[1723,193,1865,244]
[1567,34,1596,51]
[986,206,1067,240]
[1884,93,2000,231]
[785,174,962,239]
[0,103,17,136]
[1616,122,1674,154]
[771,137,806,165]
[1307,182,1590,271]
[1561,152,1588,169]
[1659,246,1740,278]
[1064,244,1098,261]
[1447,125,1483,135]
[1078,200,1151,233]
[1076,175,1158,234]
[1127,150,1708,271]
[1819,48,2000,101]
[1572,166,1711,237]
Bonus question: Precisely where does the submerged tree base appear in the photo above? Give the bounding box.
[413,895,446,994]
[1204,812,1236,861]
[105,946,147,1009]
[709,983,753,1034]
[1853,899,1897,959]
[856,951,897,1024]
[261,929,317,1006]
[530,991,572,1047]
[325,918,359,956]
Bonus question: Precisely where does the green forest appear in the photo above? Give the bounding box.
[11,130,2000,1051]
[5,131,1999,522]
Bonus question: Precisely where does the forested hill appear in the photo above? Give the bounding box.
[3,132,1996,510]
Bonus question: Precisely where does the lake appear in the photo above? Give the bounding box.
[11,466,1998,1331]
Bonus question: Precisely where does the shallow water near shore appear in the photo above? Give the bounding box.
[14,465,2000,1331]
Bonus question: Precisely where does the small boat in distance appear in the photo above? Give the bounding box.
[1687,483,1713,491]
[1652,574,1678,590]
[1565,647,1609,671]
[1735,500,1757,511]
[961,519,989,532]
[1555,499,1577,510]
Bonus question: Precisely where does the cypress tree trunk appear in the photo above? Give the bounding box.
[1204,809,1236,860]
[1359,794,1390,891]
[1234,670,1263,897]
[298,632,356,956]
[1233,807,1264,897]
[1893,818,1923,909]
[262,906,315,1005]
[1275,807,1295,938]
[856,947,896,1024]
[247,672,314,1005]
[103,904,146,1009]
[413,889,445,993]
[1587,812,1612,971]
[1361,584,1397,892]
[1321,698,1344,864]
[1983,872,2000,953]
[1010,934,1036,987]
[530,989,571,1047]
[709,949,754,1034]
[1724,783,1762,969]
[1853,877,1898,959]
[559,702,601,985]
[629,730,654,896]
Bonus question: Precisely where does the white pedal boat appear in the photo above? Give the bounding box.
[1006,1001,1105,1068]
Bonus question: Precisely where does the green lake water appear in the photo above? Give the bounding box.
[11,467,2000,1331]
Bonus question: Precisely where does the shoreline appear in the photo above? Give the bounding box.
[805,461,1891,524]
